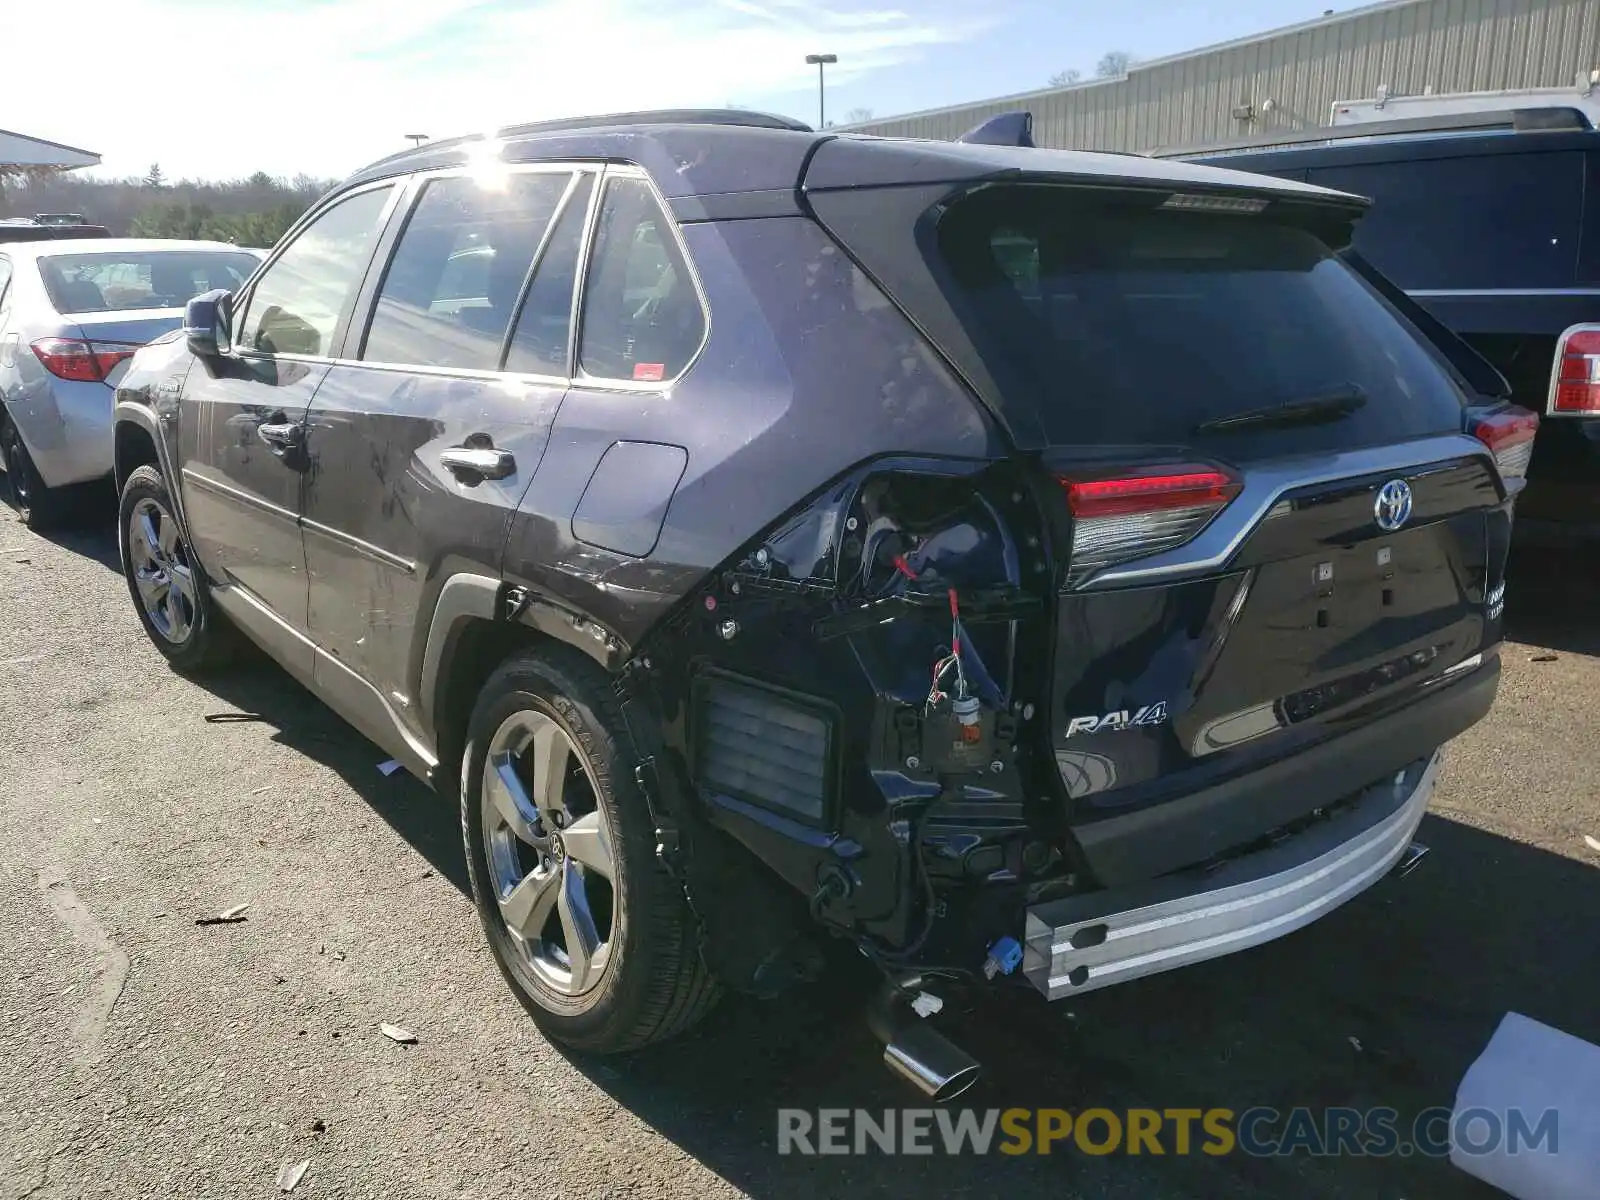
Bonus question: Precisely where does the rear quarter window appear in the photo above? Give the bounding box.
[1305,151,1584,290]
[577,176,704,383]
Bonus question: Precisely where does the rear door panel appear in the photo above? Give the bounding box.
[299,166,584,728]
[301,366,566,722]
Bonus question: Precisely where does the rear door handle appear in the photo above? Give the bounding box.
[257,417,304,450]
[440,445,516,481]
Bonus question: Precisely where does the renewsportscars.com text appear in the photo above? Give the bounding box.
[776,1106,1558,1158]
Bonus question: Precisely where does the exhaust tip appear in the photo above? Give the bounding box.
[879,1019,982,1103]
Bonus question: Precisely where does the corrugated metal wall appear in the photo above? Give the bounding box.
[850,0,1600,152]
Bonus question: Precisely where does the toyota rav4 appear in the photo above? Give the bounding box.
[110,109,1530,1099]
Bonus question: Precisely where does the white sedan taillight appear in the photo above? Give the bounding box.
[1059,464,1241,587]
[30,337,138,383]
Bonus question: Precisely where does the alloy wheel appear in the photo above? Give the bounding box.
[482,708,616,1000]
[127,497,197,643]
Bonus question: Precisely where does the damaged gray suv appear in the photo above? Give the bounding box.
[112,109,1528,1098]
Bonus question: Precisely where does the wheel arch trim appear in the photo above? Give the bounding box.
[113,402,190,534]
[417,573,630,748]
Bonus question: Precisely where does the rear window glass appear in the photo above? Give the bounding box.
[38,250,258,314]
[1305,152,1583,290]
[937,187,1467,452]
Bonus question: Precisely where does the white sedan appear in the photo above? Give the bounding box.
[0,238,261,526]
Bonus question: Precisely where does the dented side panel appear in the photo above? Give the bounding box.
[500,216,1001,651]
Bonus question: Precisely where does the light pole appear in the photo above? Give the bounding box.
[805,53,837,129]
[404,133,429,149]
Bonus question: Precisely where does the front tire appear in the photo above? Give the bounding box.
[118,465,232,672]
[3,420,67,529]
[461,645,718,1053]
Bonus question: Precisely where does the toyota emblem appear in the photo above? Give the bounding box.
[1374,479,1413,532]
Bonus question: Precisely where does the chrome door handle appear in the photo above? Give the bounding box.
[257,420,303,449]
[440,446,516,481]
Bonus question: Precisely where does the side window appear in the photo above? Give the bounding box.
[0,257,12,312]
[503,174,594,376]
[361,171,572,371]
[1308,152,1583,290]
[234,185,394,358]
[576,176,704,382]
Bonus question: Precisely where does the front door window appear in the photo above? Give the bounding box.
[235,186,395,357]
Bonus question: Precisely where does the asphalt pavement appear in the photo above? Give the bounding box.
[2,497,1597,1199]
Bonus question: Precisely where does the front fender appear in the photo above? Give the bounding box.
[113,335,194,527]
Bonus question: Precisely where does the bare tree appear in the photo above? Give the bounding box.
[1049,69,1082,86]
[0,170,338,238]
[1096,50,1134,77]
[844,107,875,124]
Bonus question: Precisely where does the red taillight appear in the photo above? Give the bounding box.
[29,338,137,383]
[1471,406,1539,482]
[1064,468,1240,518]
[1059,464,1241,586]
[1550,325,1600,415]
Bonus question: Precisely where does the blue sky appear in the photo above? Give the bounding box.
[10,0,1348,180]
[761,0,1343,126]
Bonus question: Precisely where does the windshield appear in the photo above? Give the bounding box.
[936,186,1467,455]
[38,250,258,314]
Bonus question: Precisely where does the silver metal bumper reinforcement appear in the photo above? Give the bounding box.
[1023,752,1441,1000]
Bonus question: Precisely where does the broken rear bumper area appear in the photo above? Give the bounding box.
[1069,653,1499,885]
[1024,750,1441,1001]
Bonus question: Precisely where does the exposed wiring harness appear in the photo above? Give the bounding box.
[926,587,968,710]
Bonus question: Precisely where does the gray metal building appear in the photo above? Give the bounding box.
[848,0,1600,152]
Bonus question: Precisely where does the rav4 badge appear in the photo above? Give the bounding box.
[1063,702,1169,738]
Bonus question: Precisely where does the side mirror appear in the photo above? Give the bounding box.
[184,289,234,358]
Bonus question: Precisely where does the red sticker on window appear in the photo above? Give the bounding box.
[633,362,665,382]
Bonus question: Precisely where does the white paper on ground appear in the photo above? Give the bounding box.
[1451,1011,1600,1200]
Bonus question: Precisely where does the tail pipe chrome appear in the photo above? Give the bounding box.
[867,978,981,1103]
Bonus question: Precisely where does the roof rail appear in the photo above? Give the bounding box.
[498,108,813,138]
[348,108,815,178]
[1152,106,1593,159]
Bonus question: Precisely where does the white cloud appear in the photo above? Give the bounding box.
[6,0,982,181]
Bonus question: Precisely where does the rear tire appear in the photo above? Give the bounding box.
[118,464,233,672]
[461,645,718,1053]
[3,420,68,529]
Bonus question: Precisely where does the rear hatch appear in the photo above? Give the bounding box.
[807,146,1510,883]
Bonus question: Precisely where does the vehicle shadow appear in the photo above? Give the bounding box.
[562,816,1597,1199]
[107,524,1593,1199]
[179,648,1594,1198]
[184,655,470,894]
[0,482,121,571]
[1505,547,1600,656]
